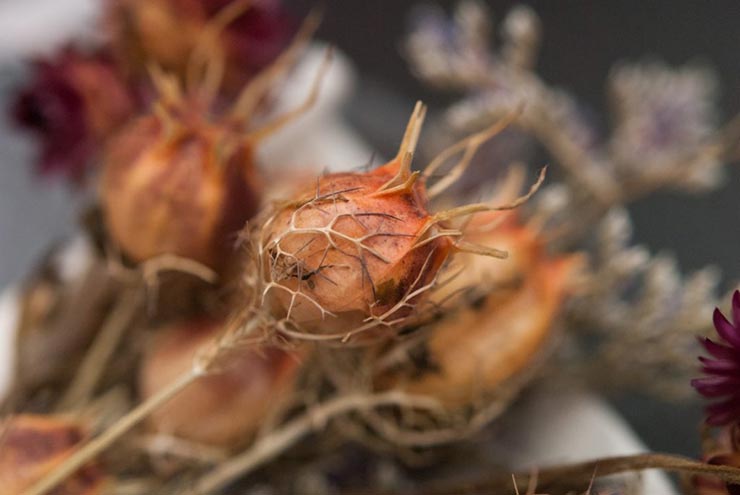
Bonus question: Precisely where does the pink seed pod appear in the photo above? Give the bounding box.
[260,103,455,341]
[101,109,260,271]
[139,317,301,446]
[258,104,539,343]
[0,415,105,495]
[379,205,581,407]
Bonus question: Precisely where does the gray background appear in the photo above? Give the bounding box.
[1,0,739,457]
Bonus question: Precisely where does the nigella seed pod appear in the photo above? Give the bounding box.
[101,110,260,271]
[0,415,105,495]
[259,104,537,342]
[261,103,454,340]
[139,318,301,446]
[378,187,581,407]
[101,12,326,272]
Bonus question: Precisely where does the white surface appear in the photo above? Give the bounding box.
[496,386,677,494]
[0,288,19,400]
[0,0,100,60]
[258,44,375,172]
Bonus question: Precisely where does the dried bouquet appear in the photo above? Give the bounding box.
[2,1,740,494]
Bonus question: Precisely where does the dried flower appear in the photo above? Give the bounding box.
[139,317,301,446]
[693,291,740,426]
[258,104,545,343]
[12,47,135,183]
[0,415,104,495]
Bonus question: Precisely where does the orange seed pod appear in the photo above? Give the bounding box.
[139,317,301,446]
[0,415,105,495]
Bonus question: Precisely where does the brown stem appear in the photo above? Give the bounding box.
[56,287,143,411]
[22,370,200,495]
[189,392,442,495]
[360,453,740,495]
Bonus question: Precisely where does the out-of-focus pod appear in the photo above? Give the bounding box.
[139,317,301,446]
[0,414,105,495]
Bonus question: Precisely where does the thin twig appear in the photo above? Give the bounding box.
[388,453,740,495]
[189,391,442,495]
[23,371,200,495]
[56,287,144,411]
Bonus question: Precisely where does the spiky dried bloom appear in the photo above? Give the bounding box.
[0,415,104,495]
[139,317,300,446]
[254,103,542,342]
[693,291,740,426]
[101,106,261,271]
[258,103,450,340]
[12,46,135,183]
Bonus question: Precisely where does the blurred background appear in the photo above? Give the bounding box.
[1,0,739,458]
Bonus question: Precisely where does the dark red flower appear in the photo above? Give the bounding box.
[12,47,136,183]
[692,291,740,426]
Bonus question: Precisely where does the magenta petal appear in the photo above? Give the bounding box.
[700,337,740,360]
[733,290,740,328]
[715,308,740,348]
[701,357,740,375]
[692,376,740,397]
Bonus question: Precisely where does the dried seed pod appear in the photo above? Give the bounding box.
[0,415,105,495]
[379,200,581,407]
[101,12,325,271]
[139,318,301,446]
[101,109,260,271]
[258,104,540,342]
[260,103,455,340]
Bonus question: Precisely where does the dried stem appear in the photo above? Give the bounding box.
[56,287,144,411]
[391,453,740,495]
[188,391,442,495]
[23,370,200,495]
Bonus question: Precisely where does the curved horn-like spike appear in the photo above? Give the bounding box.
[419,166,547,238]
[230,8,323,124]
[425,105,523,198]
[376,101,427,192]
[247,46,334,142]
[186,0,254,98]
[453,240,508,259]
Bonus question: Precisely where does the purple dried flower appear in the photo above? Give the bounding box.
[692,291,740,426]
[610,62,717,162]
